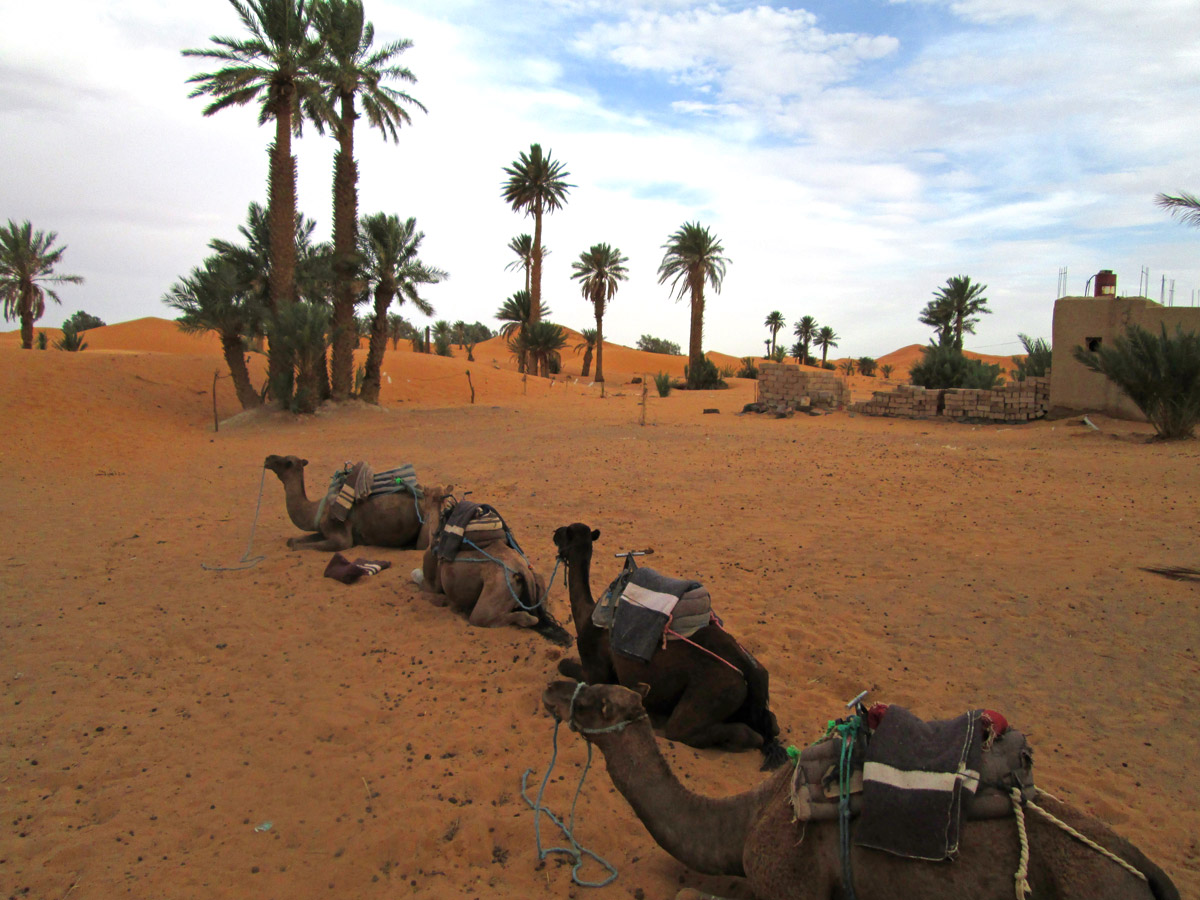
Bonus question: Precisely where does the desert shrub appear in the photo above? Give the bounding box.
[410,334,425,353]
[637,334,682,355]
[768,346,787,363]
[910,342,1002,390]
[354,363,365,394]
[822,361,835,370]
[54,321,87,351]
[683,357,728,390]
[434,332,453,356]
[719,363,737,379]
[1073,323,1200,439]
[653,371,672,397]
[1012,333,1052,380]
[839,359,856,375]
[738,357,759,379]
[880,364,894,379]
[857,356,877,377]
[63,310,106,332]
[35,331,47,350]
[265,301,331,413]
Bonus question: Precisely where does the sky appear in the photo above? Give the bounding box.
[2,0,1198,359]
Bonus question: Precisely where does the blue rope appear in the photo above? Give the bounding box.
[460,541,562,612]
[520,684,619,888]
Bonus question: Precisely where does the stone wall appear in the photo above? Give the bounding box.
[758,364,849,409]
[851,376,1050,423]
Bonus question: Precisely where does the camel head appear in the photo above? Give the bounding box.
[418,484,455,526]
[543,680,649,735]
[263,455,308,481]
[552,523,601,562]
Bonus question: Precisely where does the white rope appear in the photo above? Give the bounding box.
[1010,788,1031,899]
[1026,792,1147,882]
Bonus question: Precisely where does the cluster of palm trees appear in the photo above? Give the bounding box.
[181,0,436,409]
[0,220,85,350]
[763,311,839,367]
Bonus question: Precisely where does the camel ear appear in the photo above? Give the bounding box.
[635,682,651,699]
[591,529,601,542]
[301,458,309,467]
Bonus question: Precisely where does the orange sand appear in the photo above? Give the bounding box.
[2,318,1197,900]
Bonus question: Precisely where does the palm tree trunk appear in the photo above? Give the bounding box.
[580,347,592,378]
[329,94,359,401]
[594,300,605,383]
[360,282,393,404]
[531,200,543,324]
[687,271,705,385]
[267,93,299,402]
[19,289,33,349]
[220,333,262,409]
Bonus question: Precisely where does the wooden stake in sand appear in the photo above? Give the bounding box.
[466,370,475,404]
[212,370,220,432]
[523,373,527,395]
[640,377,648,426]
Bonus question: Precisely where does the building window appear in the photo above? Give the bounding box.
[1085,336,1102,352]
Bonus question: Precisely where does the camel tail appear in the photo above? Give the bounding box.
[735,643,784,769]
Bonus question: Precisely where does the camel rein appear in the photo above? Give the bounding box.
[201,467,268,572]
[521,682,643,888]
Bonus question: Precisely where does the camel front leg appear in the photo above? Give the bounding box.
[468,579,538,629]
[286,521,353,552]
[664,680,763,752]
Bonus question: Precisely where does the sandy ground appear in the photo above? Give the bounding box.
[2,319,1198,900]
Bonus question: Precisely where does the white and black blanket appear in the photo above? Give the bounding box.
[854,705,984,860]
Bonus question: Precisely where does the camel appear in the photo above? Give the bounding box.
[263,455,430,552]
[552,523,785,767]
[543,680,1180,900]
[411,487,570,646]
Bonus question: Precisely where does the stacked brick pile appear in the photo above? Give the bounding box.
[851,384,940,418]
[759,364,849,409]
[943,376,1050,422]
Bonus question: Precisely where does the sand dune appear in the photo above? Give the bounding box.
[2,317,1195,900]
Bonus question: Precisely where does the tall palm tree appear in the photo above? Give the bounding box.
[505,233,535,293]
[918,294,955,347]
[501,144,572,324]
[495,289,550,374]
[575,327,598,378]
[311,0,425,400]
[793,314,818,364]
[1155,191,1200,227]
[357,212,445,404]
[815,325,839,366]
[657,222,729,386]
[163,256,263,408]
[930,275,990,350]
[0,220,84,349]
[764,310,785,356]
[570,242,628,383]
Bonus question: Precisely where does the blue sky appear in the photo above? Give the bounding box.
[1,0,1197,358]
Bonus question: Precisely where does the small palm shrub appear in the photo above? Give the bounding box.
[265,301,330,413]
[54,322,88,351]
[1073,324,1200,439]
[684,357,728,390]
[1012,333,1052,380]
[738,357,759,379]
[719,363,737,379]
[880,364,894,379]
[768,346,787,363]
[839,359,856,375]
[354,363,366,394]
[822,361,835,370]
[434,332,453,356]
[654,371,672,397]
[910,343,1002,390]
[35,331,47,350]
[858,356,877,377]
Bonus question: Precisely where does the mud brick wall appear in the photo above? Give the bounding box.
[851,376,1051,423]
[758,364,849,408]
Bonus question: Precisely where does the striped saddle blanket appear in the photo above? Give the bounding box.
[326,461,420,522]
[433,499,519,561]
[594,558,715,662]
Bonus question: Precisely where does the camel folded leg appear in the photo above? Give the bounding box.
[286,522,353,552]
[663,678,763,752]
[468,579,538,629]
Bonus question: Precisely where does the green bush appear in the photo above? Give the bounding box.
[910,343,1002,390]
[1073,324,1200,439]
[737,357,759,379]
[1012,333,1052,380]
[64,310,106,332]
[719,363,737,379]
[821,361,835,370]
[54,322,88,352]
[653,371,672,397]
[857,356,877,377]
[880,364,894,379]
[637,335,682,355]
[768,347,787,363]
[839,359,856,375]
[683,357,728,390]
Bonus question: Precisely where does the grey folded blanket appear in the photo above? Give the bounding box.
[628,567,701,597]
[435,500,483,561]
[855,705,984,860]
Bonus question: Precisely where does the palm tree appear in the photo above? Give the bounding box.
[505,234,536,293]
[657,222,729,387]
[357,212,445,404]
[495,289,550,374]
[764,311,785,356]
[815,325,839,366]
[501,144,572,324]
[918,294,955,347]
[929,275,990,350]
[1155,191,1200,228]
[575,328,598,378]
[521,320,568,377]
[386,312,410,349]
[311,0,425,400]
[164,256,263,409]
[793,315,818,365]
[0,221,84,349]
[53,322,88,352]
[184,0,323,318]
[570,243,628,383]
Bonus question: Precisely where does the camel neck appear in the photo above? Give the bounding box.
[565,550,596,624]
[593,718,772,877]
[282,472,321,531]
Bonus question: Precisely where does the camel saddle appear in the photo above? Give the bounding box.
[594,557,715,662]
[325,461,420,522]
[789,706,1034,858]
[433,498,519,561]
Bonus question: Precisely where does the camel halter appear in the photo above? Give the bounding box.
[202,466,268,571]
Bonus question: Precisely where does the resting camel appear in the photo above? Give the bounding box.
[552,523,785,768]
[263,455,430,552]
[412,487,570,646]
[543,680,1180,900]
